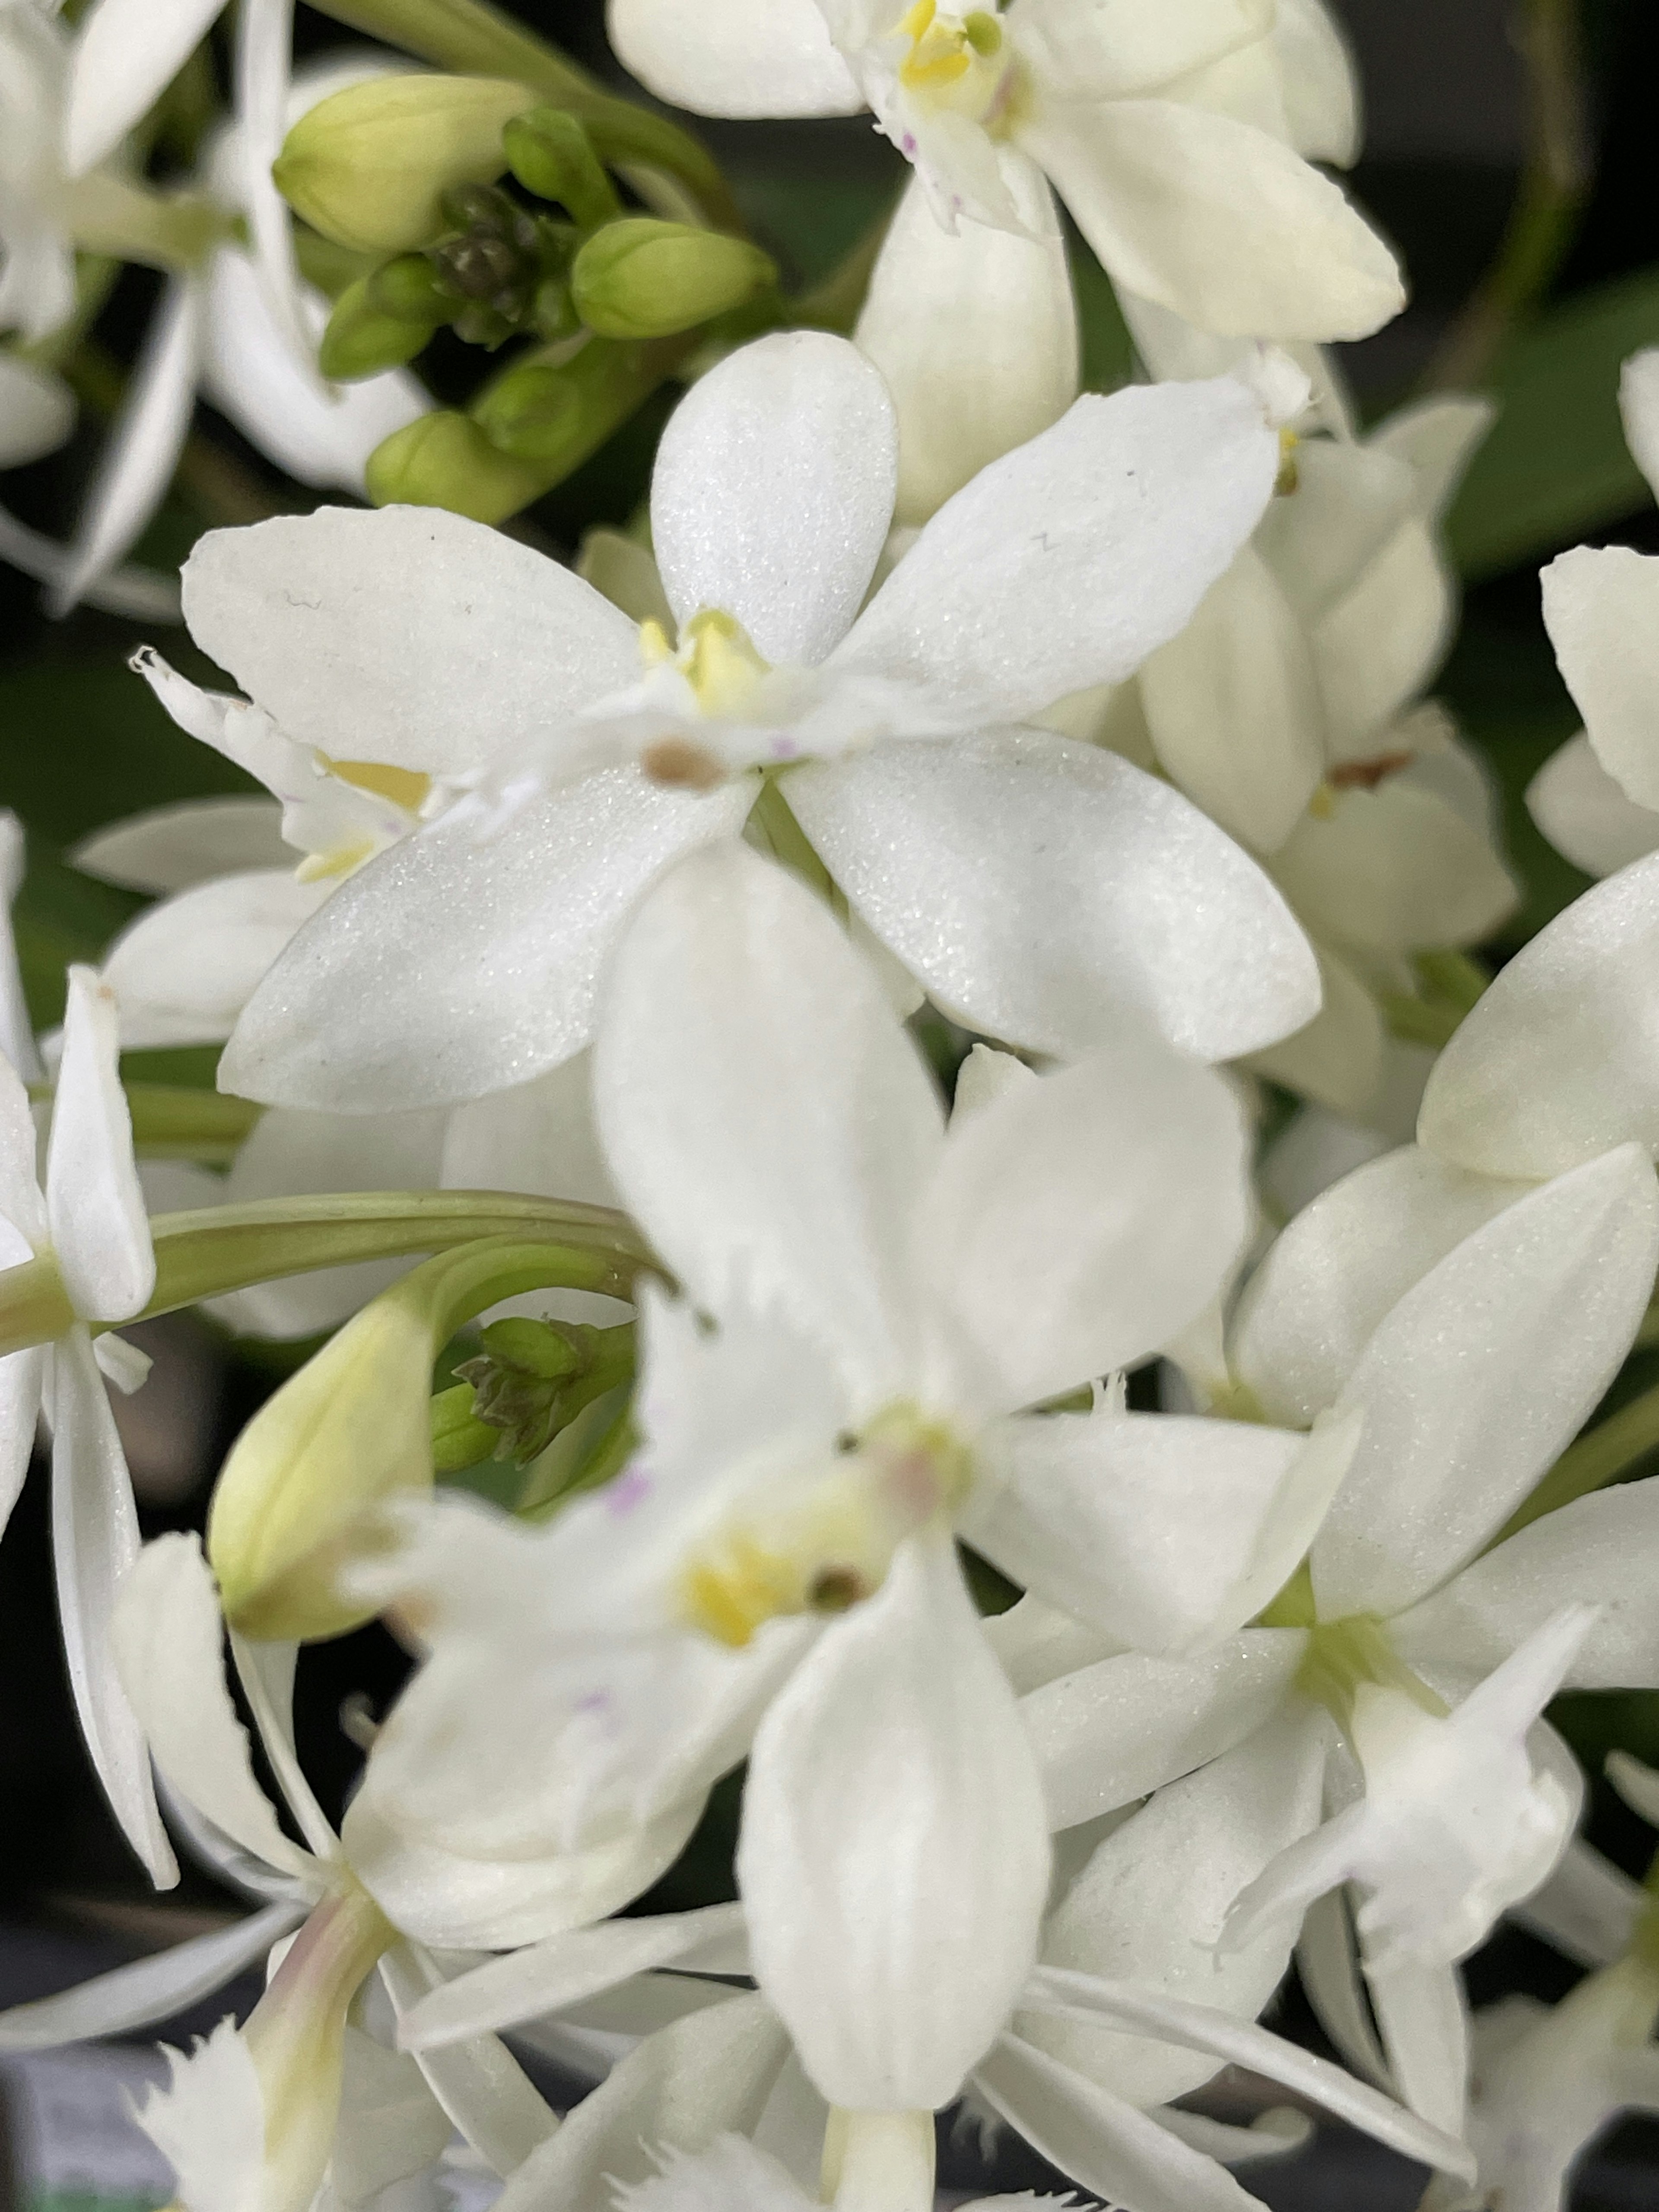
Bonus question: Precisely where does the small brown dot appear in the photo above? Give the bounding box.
[809,1566,866,1613]
[642,737,725,790]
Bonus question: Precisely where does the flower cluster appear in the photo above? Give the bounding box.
[5,3,1659,2211]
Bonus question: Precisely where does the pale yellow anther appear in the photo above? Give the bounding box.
[681,608,770,715]
[1308,781,1337,821]
[1275,427,1300,496]
[296,839,376,884]
[638,616,674,668]
[323,756,433,813]
[895,0,1009,112]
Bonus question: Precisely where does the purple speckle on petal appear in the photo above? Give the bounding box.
[574,1688,613,1718]
[606,1465,654,1518]
[770,736,799,760]
[902,132,917,154]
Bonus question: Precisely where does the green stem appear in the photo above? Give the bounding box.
[1413,947,1490,1017]
[1493,1376,1659,1544]
[123,1084,264,1163]
[751,775,837,905]
[0,1188,656,1356]
[1419,0,1591,392]
[1379,991,1462,1051]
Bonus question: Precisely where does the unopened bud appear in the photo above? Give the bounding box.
[572,219,776,340]
[469,332,682,469]
[274,74,535,254]
[365,410,554,524]
[368,252,453,321]
[318,275,433,381]
[503,107,620,229]
[430,1382,496,1474]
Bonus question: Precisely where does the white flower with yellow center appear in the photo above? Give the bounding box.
[136,329,1318,1118]
[610,0,1400,346]
[344,839,1353,2111]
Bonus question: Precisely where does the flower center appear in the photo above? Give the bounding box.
[676,1404,973,1648]
[893,0,1011,121]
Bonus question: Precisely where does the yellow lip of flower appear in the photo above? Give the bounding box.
[894,0,1007,114]
[323,756,433,813]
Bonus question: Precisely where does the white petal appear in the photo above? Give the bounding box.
[181,508,640,775]
[327,2015,458,2202]
[855,160,1077,529]
[1294,1889,1392,2088]
[1419,850,1659,1177]
[111,1532,315,1877]
[1311,1146,1659,1620]
[1608,1751,1659,1828]
[974,2037,1265,2212]
[377,1942,559,2177]
[1231,1142,1532,1427]
[0,354,75,468]
[201,254,425,493]
[0,1897,305,2051]
[396,1903,747,2047]
[973,1408,1354,1652]
[1252,438,1416,627]
[0,811,40,1086]
[1541,547,1659,812]
[488,1991,791,2212]
[1024,99,1402,340]
[102,870,329,1051]
[0,1043,47,1247]
[1139,545,1325,853]
[74,799,291,893]
[610,2135,814,2212]
[67,0,225,171]
[1620,347,1659,507]
[737,1531,1050,2109]
[596,840,941,1405]
[1529,730,1659,877]
[1022,1713,1327,2107]
[1257,1103,1391,1223]
[221,770,753,1111]
[132,2015,267,2212]
[917,1036,1248,1413]
[831,377,1278,719]
[1270,0,1360,163]
[1241,940,1385,1121]
[1508,1838,1642,1970]
[48,280,203,619]
[1393,1478,1659,1691]
[0,1349,46,1547]
[1271,781,1518,957]
[232,0,315,386]
[607,0,862,116]
[1024,1964,1474,2177]
[1312,522,1452,759]
[652,332,896,667]
[48,966,154,1322]
[1009,0,1273,99]
[0,505,181,620]
[1369,393,1495,523]
[1021,1631,1308,1829]
[787,729,1320,1062]
[50,1333,177,1887]
[442,1052,619,1208]
[1367,1959,1468,2137]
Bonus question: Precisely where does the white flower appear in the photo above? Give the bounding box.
[346,837,1356,2119]
[142,330,1316,1116]
[611,0,1399,343]
[0,963,174,1887]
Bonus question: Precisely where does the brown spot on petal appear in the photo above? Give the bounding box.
[642,737,725,791]
[1329,749,1414,792]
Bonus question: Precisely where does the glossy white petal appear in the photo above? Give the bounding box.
[489,1992,791,2212]
[1271,781,1518,957]
[74,799,290,894]
[1510,1839,1642,1971]
[0,1348,46,1546]
[972,1409,1354,1652]
[788,729,1320,1062]
[1140,545,1325,853]
[1529,730,1659,877]
[1312,1146,1659,1620]
[222,769,753,1111]
[1312,522,1451,759]
[181,508,640,775]
[232,0,312,380]
[652,332,896,667]
[111,1534,315,1878]
[1232,1143,1531,1427]
[1620,346,1659,505]
[1294,1889,1391,2088]
[855,160,1077,529]
[1252,439,1414,626]
[607,0,862,116]
[0,811,39,1085]
[67,0,224,172]
[1420,850,1659,1176]
[50,1333,177,1887]
[0,1043,47,1248]
[833,378,1276,721]
[1271,0,1360,163]
[1393,1478,1659,1690]
[1241,941,1385,1122]
[1370,393,1496,522]
[1541,546,1659,811]
[1021,1633,1309,1830]
[597,840,941,1404]
[131,2015,266,2212]
[1008,0,1272,99]
[1367,1958,1468,2137]
[48,967,153,1322]
[0,354,74,468]
[738,1532,1049,2109]
[1023,100,1402,340]
[48,279,203,620]
[917,1036,1248,1413]
[610,2134,817,2212]
[442,1052,619,1208]
[102,870,328,1052]
[375,1941,559,2177]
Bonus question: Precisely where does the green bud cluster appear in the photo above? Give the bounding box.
[443,1313,636,1469]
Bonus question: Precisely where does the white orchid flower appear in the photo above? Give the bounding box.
[611,0,1398,346]
[140,331,1317,1116]
[1530,350,1659,876]
[0,963,176,1886]
[344,839,1360,2129]
[1033,1139,1659,2126]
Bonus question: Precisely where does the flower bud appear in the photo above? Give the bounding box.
[468,334,672,473]
[367,251,453,321]
[502,107,621,229]
[273,75,536,254]
[364,411,553,524]
[318,276,434,381]
[571,219,776,339]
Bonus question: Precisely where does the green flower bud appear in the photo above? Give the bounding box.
[454,1316,633,1467]
[502,107,621,229]
[470,330,680,468]
[364,411,555,524]
[571,219,776,340]
[273,74,536,254]
[368,251,454,321]
[318,275,434,381]
[430,1382,496,1474]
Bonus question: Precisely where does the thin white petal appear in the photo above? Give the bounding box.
[0,355,75,469]
[48,967,153,1322]
[1528,730,1659,878]
[377,1942,558,2177]
[74,799,291,893]
[0,506,181,620]
[101,871,329,1051]
[1509,1839,1642,1970]
[607,0,862,116]
[67,0,226,172]
[1367,1958,1468,2137]
[1541,546,1659,813]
